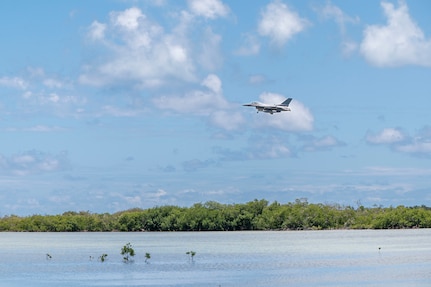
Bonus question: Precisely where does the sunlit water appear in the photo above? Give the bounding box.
[0,230,430,286]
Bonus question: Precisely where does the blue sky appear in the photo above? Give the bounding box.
[1,0,431,215]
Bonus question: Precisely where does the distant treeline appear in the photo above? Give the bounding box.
[1,199,431,232]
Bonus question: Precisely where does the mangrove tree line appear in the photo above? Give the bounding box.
[1,199,431,232]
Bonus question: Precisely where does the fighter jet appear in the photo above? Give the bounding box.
[243,98,292,114]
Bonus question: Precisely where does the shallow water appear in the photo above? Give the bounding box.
[0,229,430,286]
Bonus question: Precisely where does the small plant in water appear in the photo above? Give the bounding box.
[186,250,196,262]
[121,242,135,262]
[99,253,108,262]
[144,252,151,263]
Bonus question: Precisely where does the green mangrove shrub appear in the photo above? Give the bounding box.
[99,253,108,262]
[121,242,135,262]
[186,250,196,262]
[145,252,151,263]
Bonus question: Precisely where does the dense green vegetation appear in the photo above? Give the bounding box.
[1,199,431,232]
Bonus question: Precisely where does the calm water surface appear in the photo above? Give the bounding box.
[0,230,430,286]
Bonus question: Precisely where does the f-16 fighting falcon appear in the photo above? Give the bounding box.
[243,98,292,114]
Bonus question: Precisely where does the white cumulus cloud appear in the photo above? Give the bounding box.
[258,0,310,47]
[111,7,144,30]
[153,74,245,131]
[80,6,227,89]
[80,7,198,88]
[187,0,230,19]
[88,21,106,40]
[201,73,222,94]
[366,126,431,157]
[360,1,431,67]
[152,74,228,115]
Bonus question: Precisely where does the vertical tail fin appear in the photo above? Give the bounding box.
[280,98,292,106]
